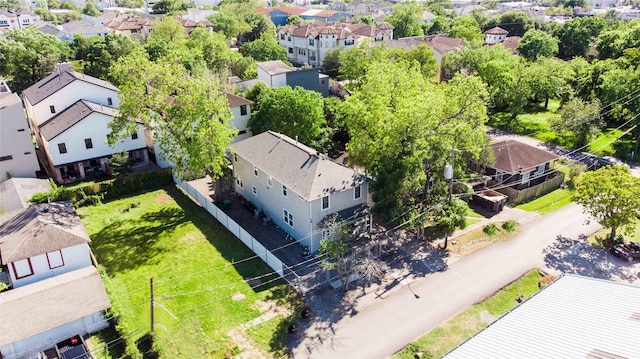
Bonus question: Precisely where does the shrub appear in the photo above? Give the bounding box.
[483,222,499,236]
[502,220,517,232]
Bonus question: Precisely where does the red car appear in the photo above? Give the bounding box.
[610,242,640,262]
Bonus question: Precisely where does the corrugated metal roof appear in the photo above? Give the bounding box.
[0,266,111,347]
[442,275,640,359]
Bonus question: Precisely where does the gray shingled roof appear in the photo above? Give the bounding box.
[0,201,90,264]
[442,275,640,359]
[490,140,558,173]
[22,65,118,106]
[224,90,253,108]
[0,266,111,347]
[0,178,52,213]
[230,131,367,201]
[38,99,116,141]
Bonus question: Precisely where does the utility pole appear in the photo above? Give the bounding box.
[150,277,155,334]
[443,144,455,249]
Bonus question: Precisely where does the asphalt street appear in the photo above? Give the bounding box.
[291,203,603,359]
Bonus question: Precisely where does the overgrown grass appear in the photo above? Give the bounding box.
[87,326,126,359]
[448,222,520,256]
[515,188,573,214]
[394,269,545,359]
[79,186,298,358]
[245,315,293,359]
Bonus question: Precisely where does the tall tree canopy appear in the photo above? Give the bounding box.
[72,33,142,81]
[484,11,534,37]
[574,166,640,241]
[247,86,328,150]
[555,17,607,59]
[0,28,71,92]
[344,60,489,220]
[386,2,424,39]
[518,29,559,61]
[110,51,235,179]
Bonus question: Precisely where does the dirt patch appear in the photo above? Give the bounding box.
[479,310,496,324]
[155,194,173,204]
[180,231,201,242]
[232,292,246,301]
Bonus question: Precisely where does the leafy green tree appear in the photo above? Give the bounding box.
[82,0,100,16]
[322,47,342,77]
[116,0,144,7]
[392,44,439,80]
[152,0,191,14]
[248,86,328,150]
[108,150,132,177]
[596,20,640,60]
[574,166,640,242]
[555,17,606,59]
[550,97,602,147]
[109,52,235,179]
[0,28,71,92]
[434,199,468,246]
[518,29,559,61]
[73,34,141,81]
[286,15,303,25]
[354,16,373,25]
[386,2,424,39]
[319,226,350,291]
[447,16,483,44]
[208,12,240,40]
[344,60,489,220]
[239,34,289,63]
[242,12,275,42]
[427,16,447,35]
[527,57,572,108]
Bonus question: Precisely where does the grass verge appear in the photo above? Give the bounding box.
[393,269,545,359]
[587,220,640,246]
[79,186,299,357]
[515,188,573,214]
[245,314,294,359]
[448,223,520,256]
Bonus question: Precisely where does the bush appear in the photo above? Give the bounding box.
[483,223,499,236]
[502,220,517,232]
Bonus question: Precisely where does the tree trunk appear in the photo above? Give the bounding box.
[609,227,617,242]
[544,97,549,109]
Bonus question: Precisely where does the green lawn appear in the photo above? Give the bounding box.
[448,223,520,257]
[588,220,640,245]
[394,270,545,359]
[515,188,573,214]
[79,186,298,358]
[588,129,624,156]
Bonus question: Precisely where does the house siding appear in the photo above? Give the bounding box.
[229,105,252,143]
[0,94,40,182]
[233,154,368,252]
[9,243,92,288]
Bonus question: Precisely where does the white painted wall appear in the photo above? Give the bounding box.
[45,112,146,166]
[230,105,252,143]
[9,243,92,288]
[0,94,40,182]
[1,312,108,359]
[26,81,119,127]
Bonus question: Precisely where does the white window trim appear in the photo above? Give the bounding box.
[283,209,294,228]
[321,195,329,210]
[354,185,362,200]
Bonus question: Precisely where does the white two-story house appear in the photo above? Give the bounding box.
[0,201,111,359]
[22,63,148,183]
[0,85,40,182]
[278,20,394,67]
[230,131,369,253]
[0,8,40,30]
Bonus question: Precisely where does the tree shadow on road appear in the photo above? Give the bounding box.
[543,236,639,283]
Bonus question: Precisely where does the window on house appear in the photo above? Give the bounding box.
[0,155,12,161]
[280,33,285,40]
[282,185,287,197]
[84,138,93,149]
[0,20,7,25]
[234,154,238,162]
[288,47,293,54]
[46,250,64,269]
[309,38,314,46]
[254,166,258,177]
[298,48,306,56]
[345,39,354,45]
[107,97,113,106]
[240,105,247,116]
[236,178,243,188]
[496,171,504,183]
[12,258,33,279]
[322,195,329,210]
[58,143,67,154]
[131,132,138,140]
[252,185,257,195]
[287,35,291,41]
[49,105,56,114]
[283,209,293,227]
[354,185,362,200]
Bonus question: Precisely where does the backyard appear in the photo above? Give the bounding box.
[79,186,300,358]
[393,269,546,359]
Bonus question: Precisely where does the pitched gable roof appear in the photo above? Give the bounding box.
[257,60,294,75]
[490,140,558,173]
[0,266,111,347]
[224,91,253,108]
[485,26,509,35]
[230,131,368,201]
[0,201,90,264]
[22,65,118,106]
[38,99,116,141]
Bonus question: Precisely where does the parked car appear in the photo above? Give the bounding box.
[610,242,640,262]
[596,156,630,169]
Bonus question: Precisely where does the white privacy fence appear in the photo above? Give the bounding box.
[174,177,284,276]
